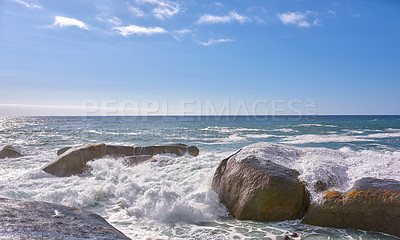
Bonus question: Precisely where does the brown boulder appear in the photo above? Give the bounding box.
[0,197,130,239]
[106,145,134,157]
[123,155,155,166]
[133,143,199,157]
[212,144,310,222]
[43,143,107,177]
[0,145,23,159]
[303,177,400,237]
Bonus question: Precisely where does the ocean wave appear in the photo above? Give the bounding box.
[199,127,261,133]
[281,130,400,144]
[245,134,277,139]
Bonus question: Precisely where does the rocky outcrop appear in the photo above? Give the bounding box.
[107,145,134,157]
[123,155,155,166]
[57,143,198,157]
[0,145,23,159]
[0,197,130,240]
[303,177,400,237]
[43,143,107,177]
[212,143,310,222]
[46,143,199,177]
[133,143,199,157]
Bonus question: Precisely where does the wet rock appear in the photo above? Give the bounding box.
[314,180,328,192]
[212,144,310,222]
[133,143,199,157]
[0,145,23,159]
[43,143,107,177]
[56,146,73,156]
[49,143,199,177]
[303,177,400,237]
[106,145,134,157]
[0,197,130,240]
[123,155,155,166]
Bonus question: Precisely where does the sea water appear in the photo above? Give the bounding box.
[0,115,399,239]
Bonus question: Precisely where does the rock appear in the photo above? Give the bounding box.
[212,143,310,222]
[0,197,130,240]
[43,143,107,177]
[106,145,134,157]
[123,155,155,166]
[56,146,72,156]
[133,143,199,157]
[314,180,328,192]
[0,145,23,159]
[303,177,400,237]
[49,143,198,177]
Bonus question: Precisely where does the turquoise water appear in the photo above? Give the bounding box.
[0,116,399,239]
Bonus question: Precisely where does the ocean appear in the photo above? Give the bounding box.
[1,115,400,239]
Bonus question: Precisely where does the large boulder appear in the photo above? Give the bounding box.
[0,197,130,240]
[0,145,23,159]
[212,143,310,222]
[303,177,400,237]
[43,143,107,177]
[133,143,199,157]
[106,145,134,157]
[48,143,199,177]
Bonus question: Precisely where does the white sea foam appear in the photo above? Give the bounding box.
[297,123,337,127]
[273,128,299,133]
[245,134,277,139]
[281,134,370,144]
[200,126,261,133]
[281,129,400,144]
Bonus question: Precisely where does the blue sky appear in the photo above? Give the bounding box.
[0,0,399,115]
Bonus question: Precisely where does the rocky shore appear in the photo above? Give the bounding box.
[212,143,400,238]
[0,197,130,239]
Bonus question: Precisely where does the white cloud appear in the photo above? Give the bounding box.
[328,10,336,15]
[11,0,41,9]
[199,38,234,46]
[277,11,320,28]
[108,16,122,26]
[129,6,146,17]
[96,13,122,26]
[135,0,181,20]
[113,24,167,36]
[198,11,250,24]
[54,16,88,30]
[175,29,191,35]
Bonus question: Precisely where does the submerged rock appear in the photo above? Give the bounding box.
[0,145,23,159]
[303,177,400,237]
[43,143,107,177]
[0,197,130,240]
[133,143,199,157]
[212,143,310,222]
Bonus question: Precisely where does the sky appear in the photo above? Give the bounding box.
[0,0,399,116]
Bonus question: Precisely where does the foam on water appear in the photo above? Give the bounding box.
[1,116,400,239]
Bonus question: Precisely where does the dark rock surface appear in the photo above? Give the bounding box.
[0,145,23,159]
[123,155,155,166]
[0,197,130,240]
[133,143,199,157]
[47,143,199,177]
[212,144,310,222]
[43,143,107,177]
[303,177,400,237]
